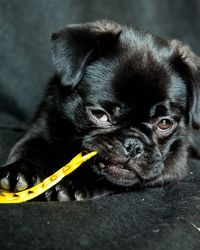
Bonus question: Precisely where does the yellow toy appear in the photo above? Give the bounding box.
[0,151,97,203]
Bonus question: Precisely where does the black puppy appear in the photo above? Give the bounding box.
[0,20,199,201]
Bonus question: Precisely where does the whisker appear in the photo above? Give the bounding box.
[69,136,85,143]
[96,175,107,183]
[159,174,164,192]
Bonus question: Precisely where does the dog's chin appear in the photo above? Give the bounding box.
[93,157,165,187]
[98,161,139,186]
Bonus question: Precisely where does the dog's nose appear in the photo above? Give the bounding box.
[123,138,143,158]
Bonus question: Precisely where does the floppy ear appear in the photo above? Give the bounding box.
[51,20,122,89]
[171,40,200,129]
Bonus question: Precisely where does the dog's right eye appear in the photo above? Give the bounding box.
[87,107,111,126]
[91,110,108,122]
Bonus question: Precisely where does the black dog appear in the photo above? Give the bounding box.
[0,20,199,201]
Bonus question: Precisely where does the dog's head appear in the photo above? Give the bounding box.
[51,20,200,187]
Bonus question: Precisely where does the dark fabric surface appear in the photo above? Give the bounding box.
[0,159,200,250]
[0,1,200,250]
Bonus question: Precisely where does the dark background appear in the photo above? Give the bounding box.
[0,1,200,249]
[1,0,200,121]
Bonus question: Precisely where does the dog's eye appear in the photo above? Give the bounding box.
[157,119,172,130]
[156,118,176,135]
[91,109,109,122]
[87,107,111,126]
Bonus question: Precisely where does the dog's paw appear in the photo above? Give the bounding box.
[45,181,113,201]
[0,162,42,192]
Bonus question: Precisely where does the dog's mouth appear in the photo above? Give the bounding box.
[93,154,164,186]
[94,156,140,186]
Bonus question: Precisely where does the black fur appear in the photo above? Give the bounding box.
[0,20,199,201]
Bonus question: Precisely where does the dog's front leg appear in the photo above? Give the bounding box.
[0,118,52,193]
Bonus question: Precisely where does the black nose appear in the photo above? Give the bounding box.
[123,138,143,158]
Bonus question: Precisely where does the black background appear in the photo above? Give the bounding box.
[1,0,200,120]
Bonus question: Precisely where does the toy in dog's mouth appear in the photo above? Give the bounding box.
[0,151,97,203]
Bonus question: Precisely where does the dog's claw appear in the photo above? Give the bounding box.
[15,174,28,191]
[57,190,71,201]
[0,176,10,190]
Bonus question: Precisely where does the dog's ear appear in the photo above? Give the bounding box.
[171,40,200,129]
[51,20,122,89]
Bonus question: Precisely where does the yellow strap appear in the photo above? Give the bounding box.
[0,151,97,203]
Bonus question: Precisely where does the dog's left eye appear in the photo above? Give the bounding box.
[157,119,173,130]
[156,118,176,135]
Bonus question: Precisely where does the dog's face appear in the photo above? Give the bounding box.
[52,20,200,187]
